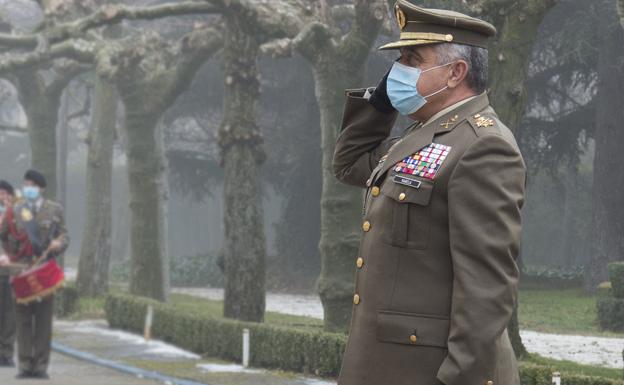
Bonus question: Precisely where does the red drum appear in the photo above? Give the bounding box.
[11,259,64,304]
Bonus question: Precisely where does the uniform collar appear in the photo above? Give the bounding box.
[372,92,490,185]
[423,94,479,127]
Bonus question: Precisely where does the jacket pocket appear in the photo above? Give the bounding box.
[379,175,434,249]
[376,310,449,348]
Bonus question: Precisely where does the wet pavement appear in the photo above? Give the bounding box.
[53,319,337,385]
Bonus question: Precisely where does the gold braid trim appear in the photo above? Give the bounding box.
[15,280,65,305]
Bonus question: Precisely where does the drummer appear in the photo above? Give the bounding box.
[0,170,69,379]
[0,180,16,368]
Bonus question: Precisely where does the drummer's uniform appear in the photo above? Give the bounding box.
[0,199,69,375]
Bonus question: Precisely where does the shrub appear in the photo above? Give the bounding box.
[608,262,624,299]
[105,294,624,384]
[597,297,624,332]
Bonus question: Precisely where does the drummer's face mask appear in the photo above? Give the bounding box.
[23,186,40,202]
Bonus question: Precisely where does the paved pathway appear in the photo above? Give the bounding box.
[0,352,163,385]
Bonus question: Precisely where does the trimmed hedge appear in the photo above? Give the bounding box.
[105,293,345,376]
[54,283,79,317]
[597,297,624,332]
[597,282,613,298]
[608,263,624,299]
[520,266,584,290]
[105,294,624,384]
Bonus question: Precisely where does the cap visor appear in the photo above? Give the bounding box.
[378,39,443,50]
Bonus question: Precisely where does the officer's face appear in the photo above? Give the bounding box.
[398,46,453,121]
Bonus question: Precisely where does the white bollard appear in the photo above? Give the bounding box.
[144,305,154,342]
[242,328,250,368]
[552,371,561,385]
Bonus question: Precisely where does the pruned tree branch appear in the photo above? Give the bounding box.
[292,22,335,63]
[0,38,96,74]
[0,1,221,49]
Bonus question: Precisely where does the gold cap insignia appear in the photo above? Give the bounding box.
[21,208,33,222]
[396,7,407,30]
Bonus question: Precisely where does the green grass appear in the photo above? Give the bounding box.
[523,353,623,380]
[518,288,624,337]
[167,293,325,330]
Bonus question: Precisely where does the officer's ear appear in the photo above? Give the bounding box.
[447,60,469,89]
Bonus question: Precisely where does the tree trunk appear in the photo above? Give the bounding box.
[123,108,170,302]
[15,72,61,200]
[219,20,267,322]
[314,66,366,332]
[57,90,69,209]
[585,0,624,292]
[487,0,557,135]
[296,0,387,332]
[76,74,117,297]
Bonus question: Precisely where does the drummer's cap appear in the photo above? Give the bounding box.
[24,169,47,189]
[0,180,14,196]
[379,0,496,50]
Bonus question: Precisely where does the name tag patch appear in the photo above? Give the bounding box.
[393,175,422,189]
[394,143,451,180]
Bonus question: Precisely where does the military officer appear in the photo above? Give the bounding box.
[0,180,16,367]
[0,170,69,379]
[333,2,525,385]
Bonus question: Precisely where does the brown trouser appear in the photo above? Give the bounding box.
[0,275,15,360]
[15,295,54,373]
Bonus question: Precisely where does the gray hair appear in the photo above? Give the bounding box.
[434,43,489,94]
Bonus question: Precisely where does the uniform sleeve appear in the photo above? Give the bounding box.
[437,134,525,385]
[54,205,70,254]
[333,88,399,187]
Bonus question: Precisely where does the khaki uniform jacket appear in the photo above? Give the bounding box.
[333,89,525,385]
[1,199,70,263]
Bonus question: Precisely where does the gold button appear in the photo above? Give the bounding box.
[371,186,380,197]
[362,221,371,232]
[353,294,360,305]
[356,258,364,268]
[399,192,406,201]
[409,334,418,343]
[486,381,493,385]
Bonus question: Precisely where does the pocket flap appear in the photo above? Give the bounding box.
[381,175,434,206]
[377,310,449,348]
